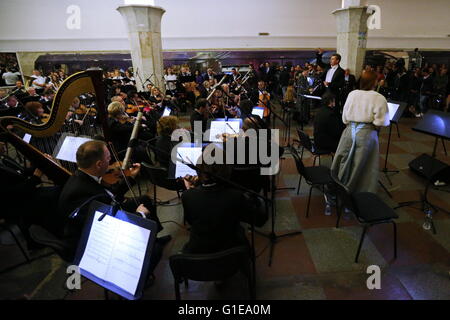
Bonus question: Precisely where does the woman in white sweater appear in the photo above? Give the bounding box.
[331,70,390,193]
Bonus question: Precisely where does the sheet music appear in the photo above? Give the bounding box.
[79,212,119,281]
[387,102,400,121]
[107,219,150,295]
[175,146,202,178]
[162,107,171,117]
[56,136,93,163]
[79,211,151,296]
[209,120,241,142]
[252,107,264,119]
[302,94,322,100]
[23,133,32,143]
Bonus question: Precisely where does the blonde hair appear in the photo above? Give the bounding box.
[157,116,179,136]
[107,101,125,118]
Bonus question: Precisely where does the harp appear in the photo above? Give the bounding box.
[0,69,109,185]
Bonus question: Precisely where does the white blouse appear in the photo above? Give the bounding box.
[342,90,390,127]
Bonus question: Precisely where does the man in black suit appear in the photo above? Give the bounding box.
[58,141,168,265]
[313,92,345,153]
[316,48,345,108]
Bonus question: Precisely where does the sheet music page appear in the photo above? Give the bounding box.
[162,107,171,117]
[79,211,120,280]
[225,120,240,135]
[23,133,32,143]
[56,136,93,163]
[387,103,399,121]
[175,146,202,178]
[252,107,264,119]
[209,121,227,142]
[105,219,151,295]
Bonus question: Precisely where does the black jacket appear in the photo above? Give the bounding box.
[313,106,345,152]
[316,53,345,96]
[181,184,267,254]
[190,110,207,132]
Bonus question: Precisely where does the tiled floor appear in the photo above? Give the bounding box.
[1,111,449,300]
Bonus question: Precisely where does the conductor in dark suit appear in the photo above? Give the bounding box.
[316,48,345,108]
[58,141,168,265]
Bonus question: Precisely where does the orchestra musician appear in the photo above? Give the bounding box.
[57,140,170,275]
[181,148,267,254]
[18,101,46,125]
[190,98,208,133]
[254,80,271,119]
[107,101,153,162]
[0,95,23,117]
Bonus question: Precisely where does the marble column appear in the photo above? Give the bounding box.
[332,6,370,78]
[117,5,165,93]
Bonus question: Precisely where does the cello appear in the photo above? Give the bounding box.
[258,90,271,118]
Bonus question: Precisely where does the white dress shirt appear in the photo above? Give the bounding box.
[325,65,339,84]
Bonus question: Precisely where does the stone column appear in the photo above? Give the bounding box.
[332,6,370,78]
[117,5,165,93]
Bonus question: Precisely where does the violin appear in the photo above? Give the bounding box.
[117,114,136,124]
[101,161,135,186]
[74,104,97,116]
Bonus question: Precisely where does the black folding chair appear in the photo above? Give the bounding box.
[290,147,332,218]
[169,246,254,300]
[296,129,334,166]
[332,174,398,263]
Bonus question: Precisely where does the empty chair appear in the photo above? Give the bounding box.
[332,174,398,263]
[296,129,334,166]
[169,246,254,300]
[290,146,332,217]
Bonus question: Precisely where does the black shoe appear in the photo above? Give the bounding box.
[156,235,172,246]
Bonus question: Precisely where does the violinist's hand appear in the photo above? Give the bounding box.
[129,163,141,179]
[74,119,84,126]
[183,175,198,190]
[66,111,74,120]
[318,48,324,55]
[33,168,43,179]
[136,204,150,217]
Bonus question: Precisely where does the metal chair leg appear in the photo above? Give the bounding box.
[5,225,30,262]
[355,226,368,263]
[392,221,397,259]
[175,279,181,300]
[296,176,302,195]
[306,186,313,218]
[336,205,342,228]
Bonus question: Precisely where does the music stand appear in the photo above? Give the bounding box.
[52,133,93,163]
[394,110,450,234]
[73,201,157,300]
[381,100,407,185]
[299,94,322,130]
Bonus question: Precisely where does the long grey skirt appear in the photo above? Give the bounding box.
[331,123,379,193]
